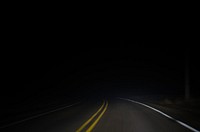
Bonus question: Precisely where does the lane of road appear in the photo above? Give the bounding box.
[1,98,198,132]
[1,100,103,132]
[94,99,194,132]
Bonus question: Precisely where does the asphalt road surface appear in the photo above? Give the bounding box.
[1,98,198,132]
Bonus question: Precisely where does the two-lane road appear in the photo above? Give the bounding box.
[1,98,198,132]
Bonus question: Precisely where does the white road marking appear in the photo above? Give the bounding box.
[0,101,81,129]
[118,97,199,132]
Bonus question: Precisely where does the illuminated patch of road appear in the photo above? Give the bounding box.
[119,97,200,132]
[76,100,108,132]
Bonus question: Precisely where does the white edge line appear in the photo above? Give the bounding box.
[0,101,81,129]
[118,97,200,132]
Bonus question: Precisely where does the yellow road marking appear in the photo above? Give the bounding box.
[86,101,108,132]
[76,101,105,132]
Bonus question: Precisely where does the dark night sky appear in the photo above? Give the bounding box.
[2,13,199,107]
[3,42,196,105]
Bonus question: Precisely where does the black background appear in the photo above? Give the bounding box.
[2,10,199,110]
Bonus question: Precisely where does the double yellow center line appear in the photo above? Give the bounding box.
[76,100,108,132]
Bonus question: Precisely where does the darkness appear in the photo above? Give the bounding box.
[1,11,199,129]
[3,40,197,103]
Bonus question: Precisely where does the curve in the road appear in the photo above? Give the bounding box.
[118,97,200,132]
[76,100,108,132]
